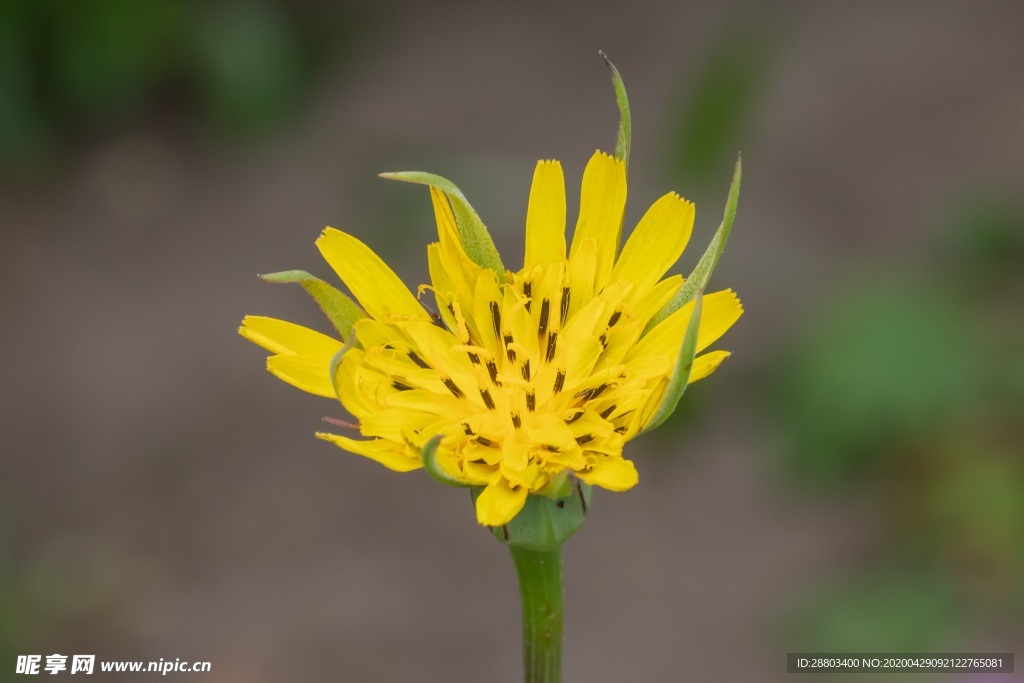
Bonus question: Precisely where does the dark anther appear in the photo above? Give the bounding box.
[523,282,532,312]
[443,378,465,398]
[598,333,608,349]
[468,352,480,365]
[572,383,609,402]
[545,332,558,363]
[553,370,565,394]
[556,500,566,509]
[511,413,522,429]
[476,436,499,448]
[560,287,570,325]
[480,388,496,410]
[391,380,413,391]
[566,410,585,424]
[521,359,531,381]
[486,360,500,385]
[607,310,622,327]
[541,444,561,452]
[599,404,617,419]
[408,350,430,369]
[538,299,550,337]
[463,423,475,435]
[490,301,502,340]
[575,434,595,445]
[504,334,516,362]
[614,425,628,433]
[526,391,536,412]
[501,525,510,541]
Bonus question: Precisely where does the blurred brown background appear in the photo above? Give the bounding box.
[2,1,1023,681]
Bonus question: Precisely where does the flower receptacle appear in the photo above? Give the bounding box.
[473,482,592,551]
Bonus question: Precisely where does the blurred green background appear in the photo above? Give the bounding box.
[1,1,1022,681]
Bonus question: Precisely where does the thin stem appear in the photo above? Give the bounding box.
[510,545,563,683]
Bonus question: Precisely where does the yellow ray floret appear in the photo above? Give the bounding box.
[241,150,742,527]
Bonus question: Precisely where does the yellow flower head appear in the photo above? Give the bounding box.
[240,148,742,527]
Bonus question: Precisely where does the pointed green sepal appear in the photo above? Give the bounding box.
[260,270,364,340]
[643,154,742,335]
[421,434,472,488]
[599,50,631,168]
[378,171,507,281]
[640,291,704,434]
[473,482,592,551]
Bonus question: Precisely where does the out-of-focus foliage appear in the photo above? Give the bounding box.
[667,13,780,186]
[0,0,377,174]
[792,568,959,653]
[775,192,1024,651]
[776,283,984,482]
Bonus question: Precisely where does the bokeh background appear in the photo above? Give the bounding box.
[2,1,1023,681]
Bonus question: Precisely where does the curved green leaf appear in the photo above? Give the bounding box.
[640,291,703,434]
[599,50,631,169]
[260,269,364,340]
[421,434,472,488]
[379,171,507,281]
[644,154,741,335]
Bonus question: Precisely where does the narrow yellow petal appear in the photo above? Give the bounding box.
[695,289,743,352]
[625,288,743,362]
[576,455,639,491]
[566,237,597,319]
[316,432,422,472]
[333,349,377,419]
[426,243,460,331]
[689,350,731,383]
[360,407,440,442]
[267,354,336,398]
[633,275,682,329]
[316,228,429,321]
[429,187,486,310]
[568,151,627,290]
[609,193,694,304]
[475,479,529,526]
[524,160,566,268]
[239,315,341,357]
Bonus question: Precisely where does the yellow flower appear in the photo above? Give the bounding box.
[239,150,741,527]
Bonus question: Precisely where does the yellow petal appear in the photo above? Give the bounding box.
[633,275,682,329]
[566,236,597,319]
[360,407,439,442]
[430,187,485,298]
[475,479,529,526]
[317,432,422,472]
[689,350,731,383]
[625,288,743,363]
[239,315,341,357]
[609,193,694,305]
[316,228,429,322]
[695,289,743,352]
[332,349,377,419]
[524,160,566,268]
[576,455,639,491]
[267,354,336,398]
[568,151,627,291]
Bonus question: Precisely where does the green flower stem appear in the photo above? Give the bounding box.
[510,545,564,683]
